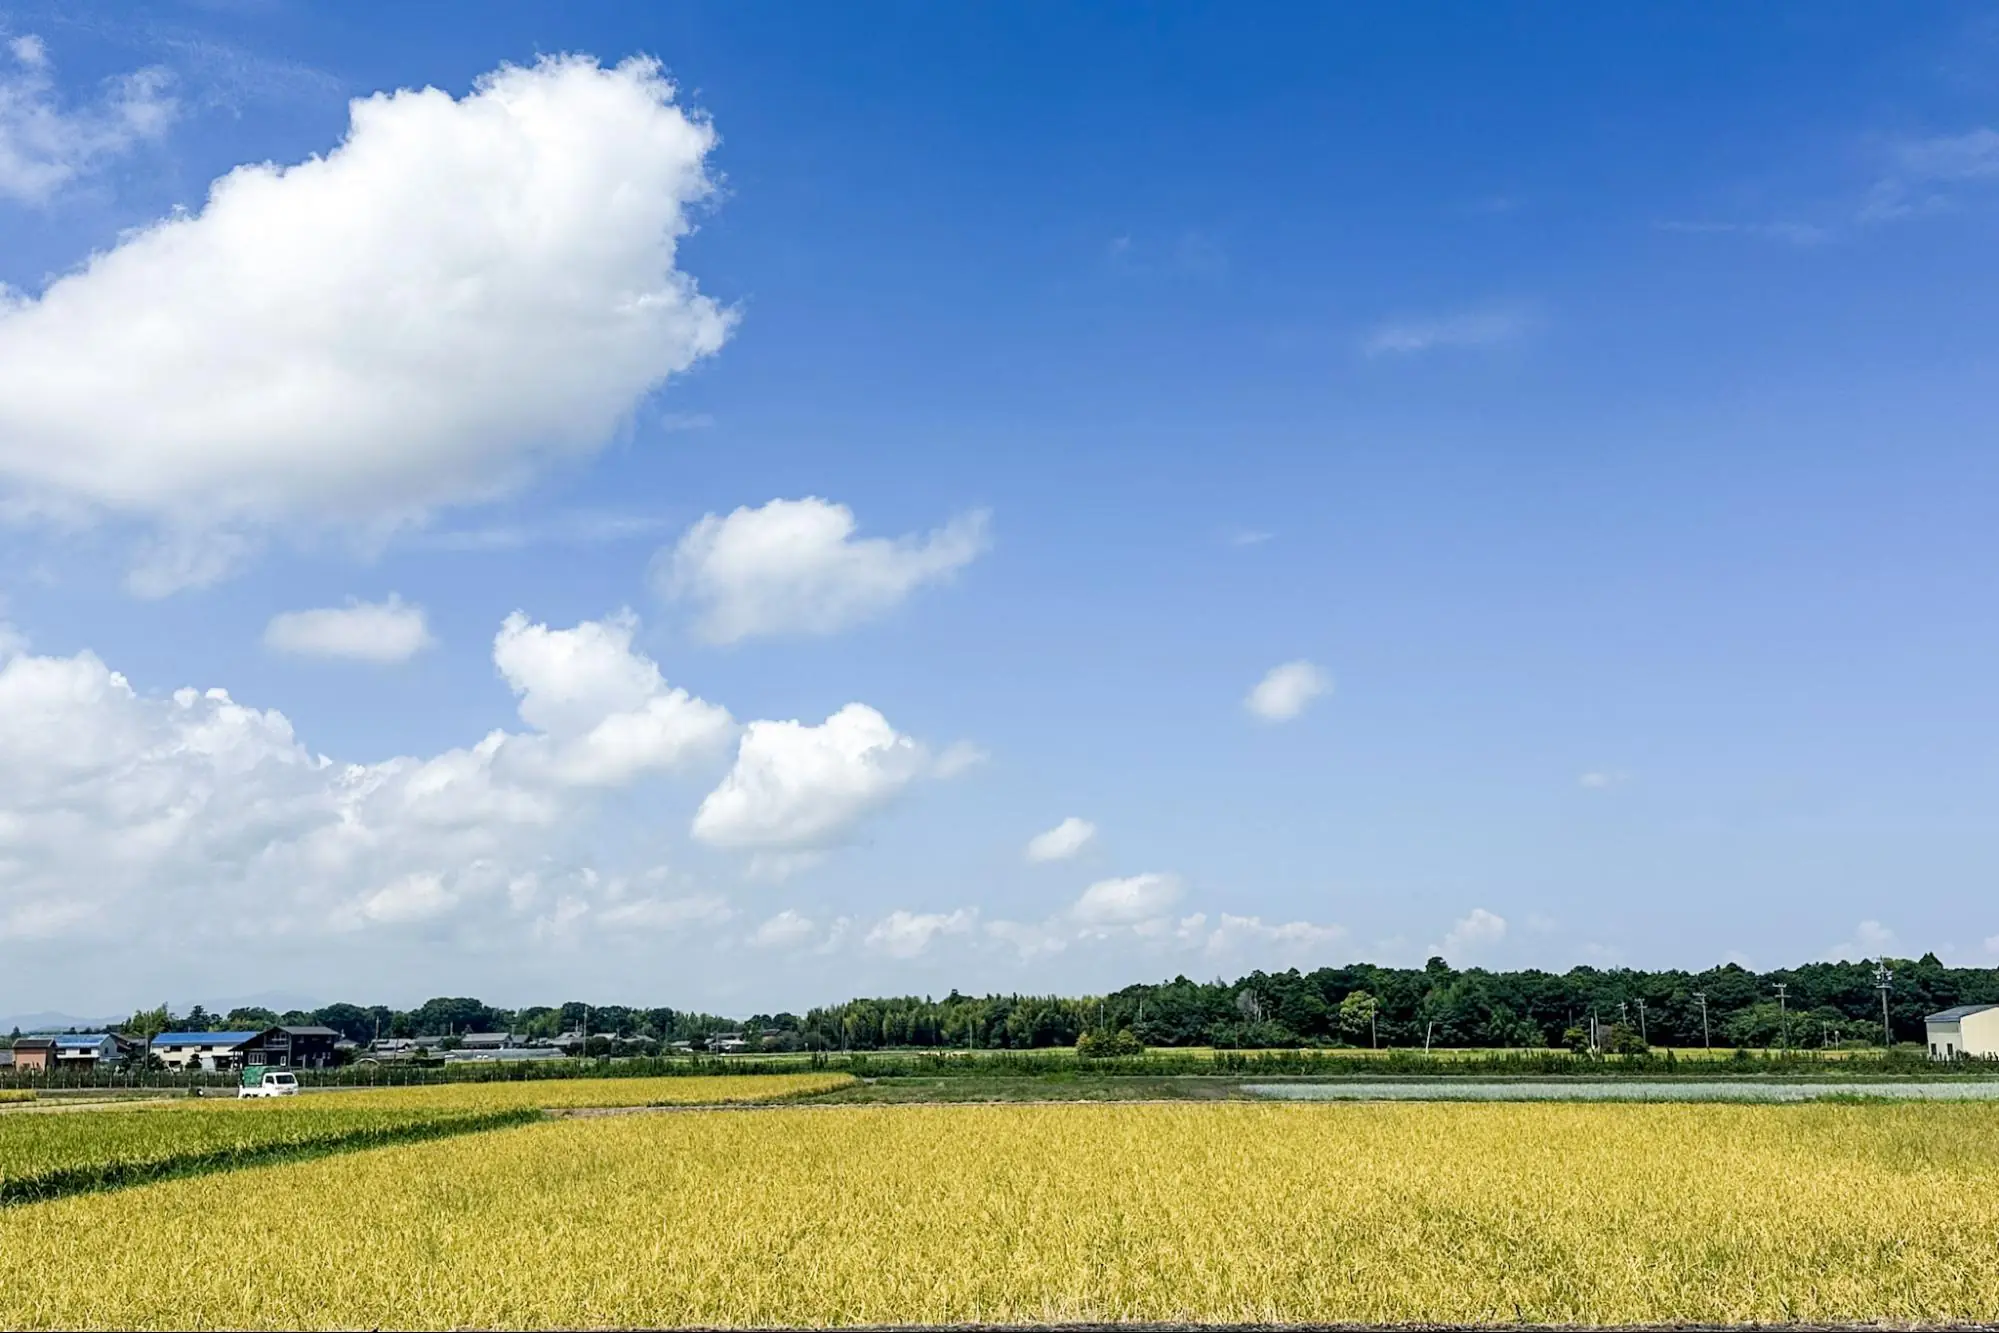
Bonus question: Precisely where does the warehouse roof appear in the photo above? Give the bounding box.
[52,1033,114,1047]
[1925,1005,1999,1022]
[271,1026,340,1038]
[151,1031,259,1046]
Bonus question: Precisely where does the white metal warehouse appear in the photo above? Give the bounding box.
[1925,1004,1999,1060]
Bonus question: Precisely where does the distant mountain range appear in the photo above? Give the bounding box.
[2,1011,123,1034]
[4,990,329,1035]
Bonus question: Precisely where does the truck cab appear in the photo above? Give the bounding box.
[238,1066,300,1098]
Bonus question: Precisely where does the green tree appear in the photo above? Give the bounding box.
[123,1005,176,1041]
[1337,990,1379,1045]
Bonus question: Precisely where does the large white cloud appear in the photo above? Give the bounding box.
[662,497,989,643]
[0,53,731,591]
[691,703,936,851]
[0,611,729,950]
[263,596,434,663]
[0,35,176,204]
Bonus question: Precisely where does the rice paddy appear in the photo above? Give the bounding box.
[0,1100,534,1206]
[2,1098,1997,1328]
[0,1073,848,1207]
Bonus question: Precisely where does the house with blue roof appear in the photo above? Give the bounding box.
[51,1034,124,1068]
[150,1031,260,1072]
[149,1026,344,1072]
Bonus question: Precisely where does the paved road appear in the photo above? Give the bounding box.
[1242,1080,1999,1102]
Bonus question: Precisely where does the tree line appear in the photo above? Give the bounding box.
[797,954,1990,1052]
[17,952,1982,1056]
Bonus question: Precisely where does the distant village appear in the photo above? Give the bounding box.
[0,1025,761,1076]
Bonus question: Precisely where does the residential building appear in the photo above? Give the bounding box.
[52,1034,123,1068]
[9,1037,56,1073]
[1925,1005,1999,1060]
[150,1031,260,1072]
[458,1032,519,1051]
[240,1026,341,1069]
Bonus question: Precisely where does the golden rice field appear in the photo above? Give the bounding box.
[0,1101,534,1206]
[5,1100,1999,1329]
[0,1074,848,1206]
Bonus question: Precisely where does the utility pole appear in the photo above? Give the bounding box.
[1693,992,1710,1051]
[1634,999,1648,1048]
[1875,963,1894,1049]
[1774,983,1789,1055]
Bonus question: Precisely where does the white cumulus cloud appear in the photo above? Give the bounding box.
[1201,913,1347,962]
[1245,660,1330,722]
[980,879,1344,970]
[492,610,735,787]
[864,908,976,960]
[1025,816,1095,863]
[748,909,818,950]
[1824,920,1897,962]
[691,703,945,852]
[662,497,989,643]
[1440,907,1508,961]
[0,35,176,204]
[0,610,733,958]
[0,53,731,592]
[263,595,434,663]
[1071,873,1182,928]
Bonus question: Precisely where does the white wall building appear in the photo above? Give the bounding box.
[1925,1005,1999,1060]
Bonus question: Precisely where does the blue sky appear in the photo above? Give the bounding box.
[1,2,1996,1015]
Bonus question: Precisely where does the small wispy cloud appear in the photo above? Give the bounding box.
[1107,229,1228,281]
[0,33,178,203]
[658,411,715,432]
[1362,307,1534,357]
[1225,528,1273,547]
[418,510,670,553]
[1861,127,1999,223]
[1655,219,1833,246]
[1824,919,1897,962]
[1578,770,1632,791]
